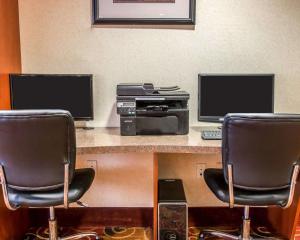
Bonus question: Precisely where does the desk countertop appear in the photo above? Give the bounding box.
[76,127,221,154]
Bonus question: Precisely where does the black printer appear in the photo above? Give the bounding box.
[116,83,189,136]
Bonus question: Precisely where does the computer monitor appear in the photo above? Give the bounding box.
[10,74,94,120]
[198,74,274,122]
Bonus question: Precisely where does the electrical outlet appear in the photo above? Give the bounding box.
[86,160,97,174]
[196,163,206,178]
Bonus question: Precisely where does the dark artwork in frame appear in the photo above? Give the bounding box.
[92,0,196,25]
[113,0,175,2]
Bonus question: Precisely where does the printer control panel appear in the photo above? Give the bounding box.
[117,101,136,115]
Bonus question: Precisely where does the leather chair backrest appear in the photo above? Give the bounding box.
[223,114,300,191]
[0,110,76,191]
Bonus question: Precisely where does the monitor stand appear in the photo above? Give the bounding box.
[81,126,94,130]
[218,117,224,122]
[75,121,94,130]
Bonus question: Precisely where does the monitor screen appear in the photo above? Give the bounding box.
[198,74,274,122]
[10,74,93,120]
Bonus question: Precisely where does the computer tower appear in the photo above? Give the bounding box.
[158,179,188,240]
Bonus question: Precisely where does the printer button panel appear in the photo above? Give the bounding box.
[117,101,136,115]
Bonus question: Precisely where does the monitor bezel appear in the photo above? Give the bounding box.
[9,74,94,121]
[198,73,275,123]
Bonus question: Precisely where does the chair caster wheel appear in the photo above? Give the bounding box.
[198,233,205,240]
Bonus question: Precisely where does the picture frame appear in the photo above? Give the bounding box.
[92,0,196,25]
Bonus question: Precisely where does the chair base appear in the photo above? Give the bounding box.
[199,206,252,240]
[34,207,100,240]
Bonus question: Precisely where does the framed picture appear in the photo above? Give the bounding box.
[92,0,196,25]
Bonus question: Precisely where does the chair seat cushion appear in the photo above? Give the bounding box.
[204,169,290,207]
[7,168,95,208]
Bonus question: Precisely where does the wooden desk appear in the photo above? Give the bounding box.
[75,127,299,240]
[75,128,221,206]
[0,127,299,240]
[75,127,221,240]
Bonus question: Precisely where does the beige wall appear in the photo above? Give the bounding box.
[18,0,300,127]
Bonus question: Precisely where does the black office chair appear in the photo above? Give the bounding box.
[0,110,99,240]
[200,114,300,240]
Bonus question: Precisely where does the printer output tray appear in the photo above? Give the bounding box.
[121,109,189,135]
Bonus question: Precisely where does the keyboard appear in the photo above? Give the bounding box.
[201,130,222,140]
